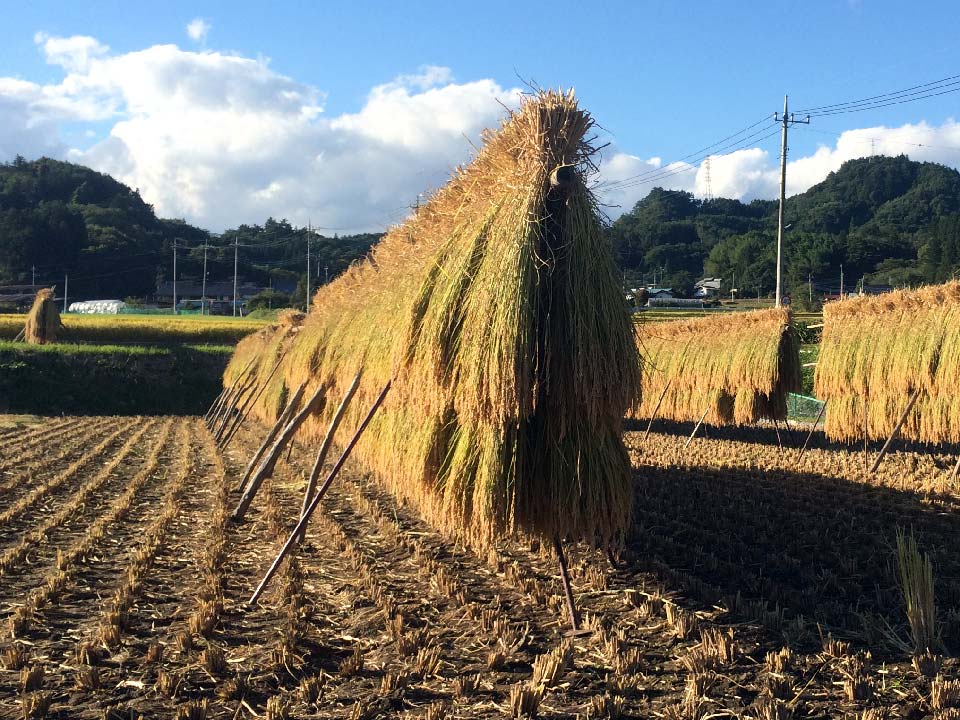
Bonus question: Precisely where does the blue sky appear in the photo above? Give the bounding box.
[2,1,959,230]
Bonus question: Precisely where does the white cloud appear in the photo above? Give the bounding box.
[186,18,211,44]
[4,32,960,233]
[0,34,521,231]
[595,121,960,216]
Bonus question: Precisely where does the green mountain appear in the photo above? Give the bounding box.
[0,156,379,301]
[608,155,960,304]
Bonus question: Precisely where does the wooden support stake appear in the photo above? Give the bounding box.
[204,386,229,423]
[951,453,960,481]
[684,405,710,449]
[553,535,581,631]
[249,379,392,604]
[297,369,362,542]
[234,382,307,494]
[870,387,921,474]
[773,419,784,456]
[797,400,827,461]
[207,356,257,426]
[214,374,257,441]
[643,379,673,442]
[232,383,328,521]
[219,352,287,449]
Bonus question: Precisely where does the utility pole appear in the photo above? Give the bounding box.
[773,95,810,307]
[201,242,209,316]
[840,264,844,298]
[31,265,35,287]
[325,265,329,285]
[306,222,311,313]
[808,273,813,304]
[233,235,239,317]
[172,241,178,314]
[63,273,68,312]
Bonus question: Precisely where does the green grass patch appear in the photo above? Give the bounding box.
[0,341,231,415]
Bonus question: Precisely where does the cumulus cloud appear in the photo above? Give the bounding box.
[1,35,521,230]
[4,32,959,231]
[186,18,211,44]
[595,121,960,215]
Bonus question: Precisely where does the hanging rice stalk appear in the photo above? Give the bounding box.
[225,89,640,550]
[223,310,305,422]
[632,308,800,425]
[23,289,62,345]
[814,281,960,443]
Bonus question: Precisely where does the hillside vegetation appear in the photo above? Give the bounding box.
[610,155,960,301]
[0,156,379,301]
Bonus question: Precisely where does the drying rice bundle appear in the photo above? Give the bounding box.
[223,310,305,421]
[814,281,960,443]
[232,90,640,550]
[23,289,61,344]
[632,308,800,425]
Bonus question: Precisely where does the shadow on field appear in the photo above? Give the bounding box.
[626,416,960,457]
[625,460,960,651]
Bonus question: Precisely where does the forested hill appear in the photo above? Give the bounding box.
[4,154,959,303]
[609,155,960,303]
[0,156,379,300]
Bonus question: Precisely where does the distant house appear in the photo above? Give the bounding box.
[694,277,722,298]
[154,279,298,313]
[647,287,674,299]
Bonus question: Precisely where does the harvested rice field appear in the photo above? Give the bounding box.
[1,415,959,719]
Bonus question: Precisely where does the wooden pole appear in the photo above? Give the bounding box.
[684,404,711,449]
[218,352,287,449]
[213,374,258,440]
[863,392,869,476]
[643,379,673,442]
[232,383,328,521]
[249,380,392,604]
[772,419,784,456]
[234,382,307,494]
[204,386,229,423]
[797,400,827,460]
[297,370,362,542]
[870,387,921,474]
[207,356,257,426]
[553,535,581,631]
[951,453,960,481]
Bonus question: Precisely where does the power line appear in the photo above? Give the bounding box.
[794,124,960,152]
[794,73,960,114]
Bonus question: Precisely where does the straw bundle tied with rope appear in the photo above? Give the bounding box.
[815,281,960,443]
[24,288,62,345]
[223,90,640,550]
[632,308,801,425]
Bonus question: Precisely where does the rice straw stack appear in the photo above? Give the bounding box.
[633,308,800,425]
[223,90,640,550]
[815,281,960,443]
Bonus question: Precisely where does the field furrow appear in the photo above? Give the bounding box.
[0,421,128,512]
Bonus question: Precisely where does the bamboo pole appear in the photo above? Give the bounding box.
[249,379,392,604]
[204,387,229,423]
[797,399,827,461]
[218,352,288,449]
[234,382,307,494]
[870,387,921,474]
[232,383,328,521]
[297,369,362,542]
[642,379,672,442]
[213,374,258,440]
[773,418,784,456]
[951,453,960,481]
[553,535,581,631]
[684,404,710,449]
[207,356,257,426]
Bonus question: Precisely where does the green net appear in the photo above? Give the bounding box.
[787,392,825,422]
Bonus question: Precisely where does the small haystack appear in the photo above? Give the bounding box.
[225,90,640,551]
[815,281,960,443]
[23,288,62,345]
[633,308,801,425]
